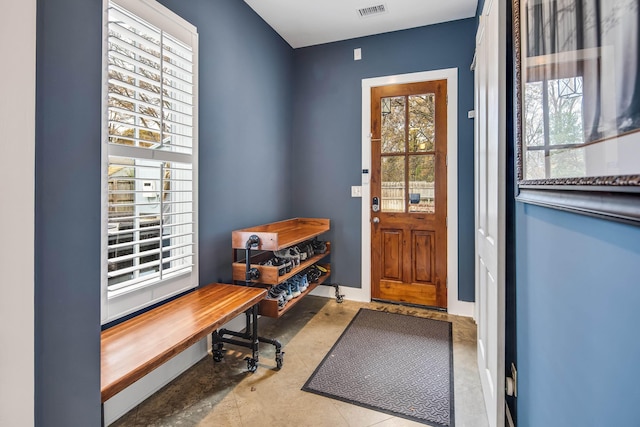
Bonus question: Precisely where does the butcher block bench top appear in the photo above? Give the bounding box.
[101,283,267,402]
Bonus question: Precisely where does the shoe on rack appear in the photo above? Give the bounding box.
[291,274,306,293]
[268,285,283,299]
[311,238,327,254]
[296,244,308,261]
[273,247,301,267]
[290,246,302,266]
[307,264,327,278]
[275,282,293,301]
[273,257,288,276]
[299,241,314,259]
[288,279,301,298]
[306,266,321,282]
[273,257,292,273]
[306,242,315,257]
[297,274,309,292]
[267,286,287,309]
[315,264,328,274]
[261,257,287,276]
[274,294,286,309]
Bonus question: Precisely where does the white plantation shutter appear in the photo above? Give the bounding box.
[103,0,198,322]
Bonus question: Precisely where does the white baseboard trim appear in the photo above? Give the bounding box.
[310,283,370,303]
[448,299,475,318]
[103,313,246,425]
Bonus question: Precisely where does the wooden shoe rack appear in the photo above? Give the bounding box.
[231,218,331,318]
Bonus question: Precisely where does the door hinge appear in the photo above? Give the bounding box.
[506,363,518,397]
[446,95,448,105]
[446,277,448,288]
[446,154,448,167]
[446,216,448,227]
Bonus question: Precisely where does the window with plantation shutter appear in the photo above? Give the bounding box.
[102,0,198,323]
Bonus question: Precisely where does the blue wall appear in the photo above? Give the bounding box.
[157,0,295,283]
[516,203,640,426]
[35,0,103,424]
[291,19,477,301]
[35,0,293,424]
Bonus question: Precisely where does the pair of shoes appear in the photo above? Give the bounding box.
[306,264,327,281]
[271,283,292,301]
[273,247,301,267]
[297,273,309,292]
[267,286,287,309]
[297,244,308,261]
[311,238,327,254]
[297,242,315,260]
[289,273,309,294]
[288,279,301,298]
[260,257,290,276]
[271,258,291,275]
[305,266,320,282]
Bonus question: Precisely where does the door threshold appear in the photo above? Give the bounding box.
[371,298,447,313]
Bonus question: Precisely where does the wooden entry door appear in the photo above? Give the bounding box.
[371,80,448,308]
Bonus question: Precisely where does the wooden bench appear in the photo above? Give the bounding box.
[101,283,267,403]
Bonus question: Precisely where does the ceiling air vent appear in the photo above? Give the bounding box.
[357,4,387,17]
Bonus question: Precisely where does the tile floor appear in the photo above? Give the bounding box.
[112,295,489,427]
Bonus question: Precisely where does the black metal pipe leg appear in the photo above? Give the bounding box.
[243,305,259,372]
[212,330,224,362]
[246,310,253,341]
[212,304,284,370]
[251,305,259,361]
[245,235,260,285]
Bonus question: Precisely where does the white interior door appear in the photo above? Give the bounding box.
[474,0,506,426]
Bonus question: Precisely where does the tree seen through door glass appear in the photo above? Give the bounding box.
[408,94,435,152]
[381,96,405,153]
[409,155,435,213]
[381,156,405,212]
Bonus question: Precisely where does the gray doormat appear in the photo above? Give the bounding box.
[302,308,454,426]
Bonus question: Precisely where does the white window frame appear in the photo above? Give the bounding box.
[101,0,199,324]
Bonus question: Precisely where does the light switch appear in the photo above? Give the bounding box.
[354,48,362,61]
[351,186,362,197]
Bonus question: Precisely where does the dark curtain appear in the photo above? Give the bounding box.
[525,0,640,142]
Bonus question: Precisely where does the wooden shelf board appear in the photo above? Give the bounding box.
[232,218,330,250]
[232,244,330,284]
[259,265,331,318]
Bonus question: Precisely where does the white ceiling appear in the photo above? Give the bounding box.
[243,0,478,49]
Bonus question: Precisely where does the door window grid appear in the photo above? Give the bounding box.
[380,94,436,213]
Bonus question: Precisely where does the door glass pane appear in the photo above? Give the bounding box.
[408,94,435,152]
[408,155,435,213]
[381,96,405,153]
[381,156,405,212]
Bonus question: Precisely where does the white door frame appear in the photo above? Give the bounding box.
[313,68,473,317]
